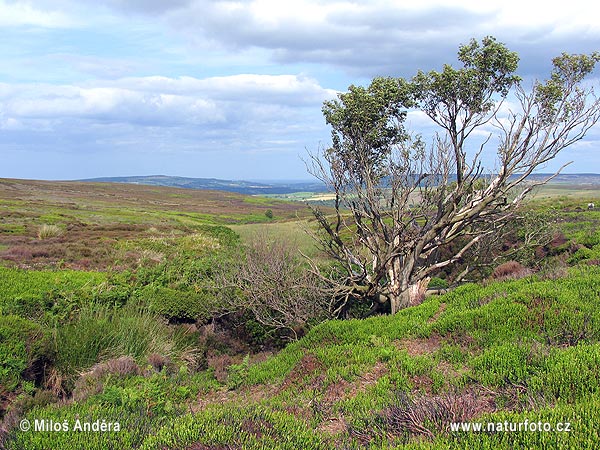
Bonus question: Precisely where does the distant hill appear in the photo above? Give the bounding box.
[81,174,600,196]
[81,175,326,195]
[520,173,600,185]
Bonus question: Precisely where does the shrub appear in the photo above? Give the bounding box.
[73,356,140,402]
[147,353,173,373]
[140,285,215,322]
[428,277,449,289]
[491,261,532,281]
[227,354,250,390]
[374,390,487,441]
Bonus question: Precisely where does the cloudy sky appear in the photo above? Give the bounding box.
[1,0,599,181]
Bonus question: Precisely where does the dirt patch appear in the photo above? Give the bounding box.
[315,363,387,437]
[428,302,446,323]
[192,384,277,413]
[397,334,442,356]
[410,374,435,394]
[318,416,348,435]
[240,418,274,438]
[322,362,388,405]
[550,232,568,248]
[281,353,325,391]
[185,444,238,450]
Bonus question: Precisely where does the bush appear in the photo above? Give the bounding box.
[428,277,449,289]
[73,356,140,402]
[491,261,532,281]
[139,285,215,322]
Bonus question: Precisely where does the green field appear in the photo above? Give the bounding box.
[1,178,600,449]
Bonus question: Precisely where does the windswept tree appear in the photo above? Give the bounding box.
[308,37,600,315]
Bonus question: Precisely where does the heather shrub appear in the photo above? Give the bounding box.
[491,261,532,281]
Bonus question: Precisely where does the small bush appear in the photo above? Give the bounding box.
[73,356,140,402]
[382,390,487,439]
[227,355,250,390]
[147,353,173,373]
[428,277,449,289]
[491,261,532,281]
[140,285,215,322]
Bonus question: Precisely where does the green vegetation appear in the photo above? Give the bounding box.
[0,315,53,392]
[1,178,600,449]
[4,264,600,449]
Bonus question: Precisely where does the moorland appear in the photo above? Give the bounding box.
[0,177,599,449]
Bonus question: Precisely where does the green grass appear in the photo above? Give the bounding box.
[0,315,53,391]
[53,303,199,378]
[230,219,320,257]
[6,266,600,449]
[0,268,108,317]
[3,180,600,449]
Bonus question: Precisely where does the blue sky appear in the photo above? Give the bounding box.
[0,0,599,181]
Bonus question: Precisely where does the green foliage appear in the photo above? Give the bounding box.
[471,343,532,386]
[139,406,329,450]
[6,403,166,450]
[139,285,215,322]
[0,268,107,318]
[413,36,520,116]
[444,397,600,449]
[536,52,600,122]
[0,315,53,391]
[428,277,449,289]
[227,354,250,389]
[569,245,600,264]
[529,343,600,400]
[53,303,203,386]
[95,372,192,416]
[323,76,412,181]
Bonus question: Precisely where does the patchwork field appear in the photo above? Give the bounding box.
[0,178,314,270]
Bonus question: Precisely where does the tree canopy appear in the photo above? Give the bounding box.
[309,37,600,315]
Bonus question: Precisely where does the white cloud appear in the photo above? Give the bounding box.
[103,74,336,104]
[1,74,334,129]
[0,0,73,28]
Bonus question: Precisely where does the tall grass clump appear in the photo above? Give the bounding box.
[52,303,202,392]
[37,224,63,240]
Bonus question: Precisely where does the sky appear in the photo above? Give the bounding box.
[0,0,599,181]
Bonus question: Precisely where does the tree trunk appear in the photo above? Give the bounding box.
[387,258,430,314]
[388,257,400,314]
